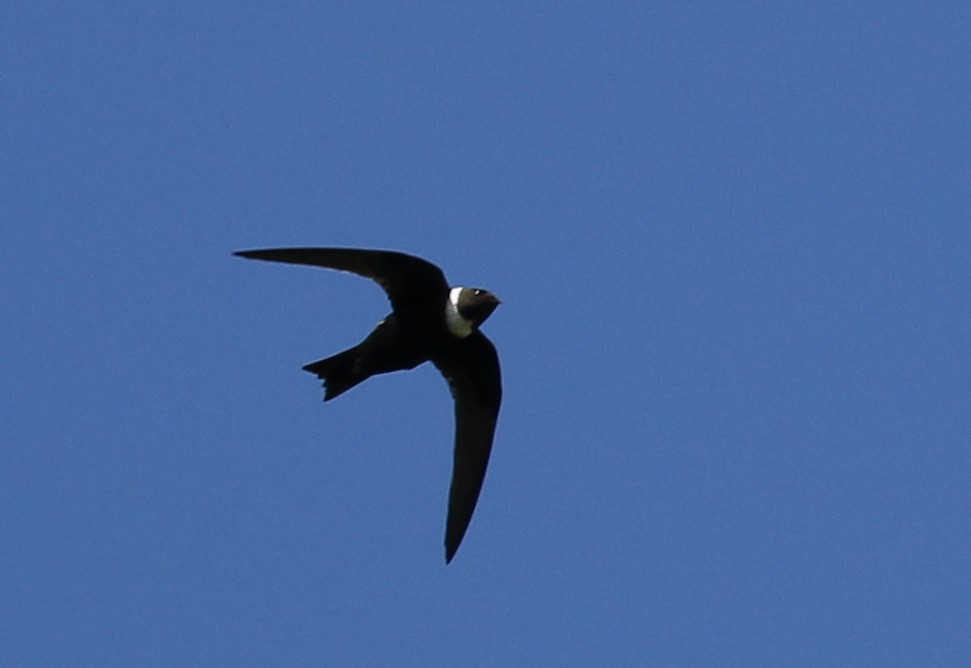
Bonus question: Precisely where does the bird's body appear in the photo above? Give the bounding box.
[235,248,502,563]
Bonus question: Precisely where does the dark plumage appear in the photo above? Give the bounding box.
[235,247,502,563]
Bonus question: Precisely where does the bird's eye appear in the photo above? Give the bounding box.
[474,289,483,295]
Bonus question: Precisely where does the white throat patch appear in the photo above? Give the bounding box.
[445,287,474,338]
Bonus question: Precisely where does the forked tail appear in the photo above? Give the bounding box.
[302,347,366,401]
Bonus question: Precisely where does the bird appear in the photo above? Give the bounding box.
[234,247,502,563]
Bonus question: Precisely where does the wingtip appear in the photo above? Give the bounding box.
[445,541,459,564]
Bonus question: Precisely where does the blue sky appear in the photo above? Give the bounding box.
[3,3,969,665]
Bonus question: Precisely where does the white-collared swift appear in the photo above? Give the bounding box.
[234,247,502,563]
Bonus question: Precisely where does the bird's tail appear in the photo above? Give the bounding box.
[303,347,366,401]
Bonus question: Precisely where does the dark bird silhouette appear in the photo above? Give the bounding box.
[234,247,502,563]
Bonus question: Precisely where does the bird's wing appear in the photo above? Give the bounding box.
[234,247,449,313]
[432,331,502,563]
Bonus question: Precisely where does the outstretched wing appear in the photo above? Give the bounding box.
[432,331,502,564]
[234,247,449,314]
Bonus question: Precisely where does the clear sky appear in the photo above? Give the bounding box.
[3,3,969,665]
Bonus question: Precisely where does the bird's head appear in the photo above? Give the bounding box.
[448,287,501,334]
